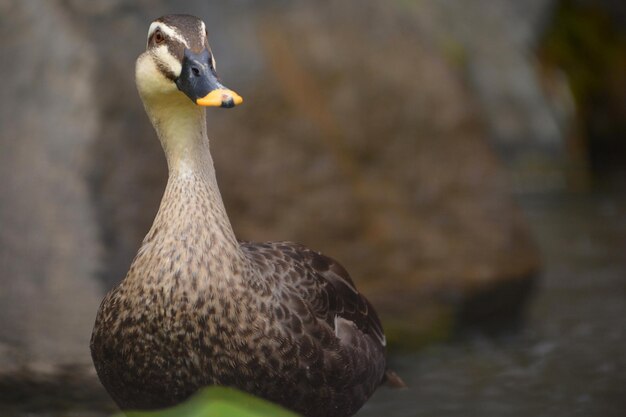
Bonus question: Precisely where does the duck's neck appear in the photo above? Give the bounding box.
[145,92,212,174]
[138,93,243,281]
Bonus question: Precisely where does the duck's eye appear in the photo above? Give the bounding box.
[154,29,165,44]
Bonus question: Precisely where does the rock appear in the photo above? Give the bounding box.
[211,2,541,345]
[0,1,540,403]
[410,0,588,193]
[0,0,102,375]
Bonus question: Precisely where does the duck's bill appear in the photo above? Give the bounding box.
[175,48,243,108]
[196,89,243,108]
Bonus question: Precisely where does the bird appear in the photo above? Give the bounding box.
[90,14,402,417]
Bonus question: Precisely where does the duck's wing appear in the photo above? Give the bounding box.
[241,241,393,417]
[241,241,386,350]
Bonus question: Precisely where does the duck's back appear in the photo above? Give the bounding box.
[240,241,387,415]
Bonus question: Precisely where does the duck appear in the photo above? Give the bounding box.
[90,14,401,417]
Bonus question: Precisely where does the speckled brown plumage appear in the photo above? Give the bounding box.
[90,14,390,417]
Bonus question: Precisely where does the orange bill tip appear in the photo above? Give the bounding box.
[196,89,243,108]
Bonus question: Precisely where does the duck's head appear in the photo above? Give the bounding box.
[135,14,242,108]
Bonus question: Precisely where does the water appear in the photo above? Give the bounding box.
[359,191,626,417]
[2,191,624,416]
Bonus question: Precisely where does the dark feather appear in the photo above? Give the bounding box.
[240,241,387,350]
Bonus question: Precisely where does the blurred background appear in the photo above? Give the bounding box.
[0,0,624,415]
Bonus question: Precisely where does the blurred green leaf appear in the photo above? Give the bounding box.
[114,386,301,417]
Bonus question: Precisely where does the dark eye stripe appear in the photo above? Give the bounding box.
[149,37,186,81]
[155,60,177,82]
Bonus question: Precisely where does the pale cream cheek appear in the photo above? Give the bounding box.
[135,52,178,98]
[153,45,182,75]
